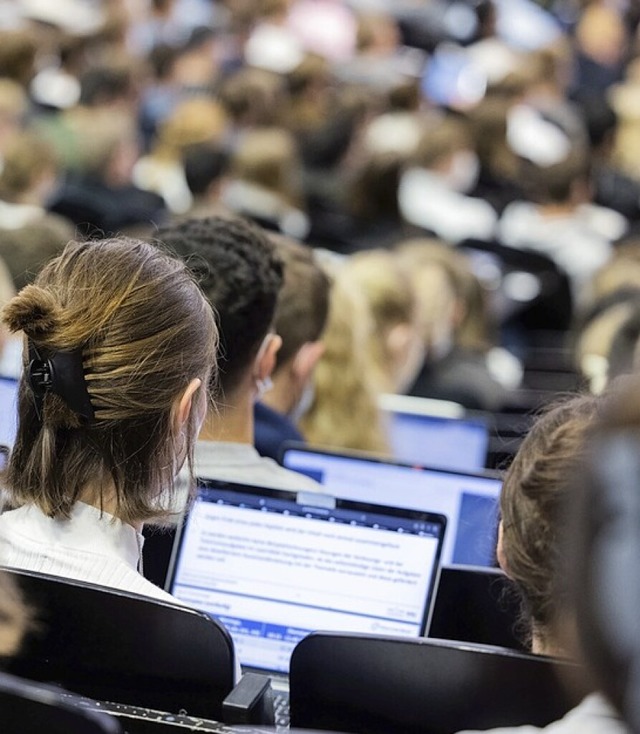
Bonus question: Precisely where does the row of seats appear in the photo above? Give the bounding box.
[0,566,586,733]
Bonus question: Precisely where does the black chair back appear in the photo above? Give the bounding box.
[428,566,526,652]
[0,670,121,734]
[4,568,235,721]
[290,632,587,734]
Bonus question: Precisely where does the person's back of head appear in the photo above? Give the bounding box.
[183,142,229,201]
[3,237,217,525]
[156,215,284,399]
[0,30,37,88]
[521,146,592,207]
[231,127,302,205]
[299,260,388,454]
[498,394,601,655]
[396,237,491,354]
[219,67,286,128]
[412,116,474,173]
[262,234,330,418]
[270,235,329,370]
[78,63,135,108]
[153,97,227,161]
[567,376,640,729]
[0,131,58,204]
[343,250,423,393]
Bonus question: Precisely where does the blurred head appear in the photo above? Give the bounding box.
[396,238,491,354]
[0,131,59,204]
[343,250,424,393]
[0,30,38,88]
[219,67,286,128]
[568,377,640,727]
[3,238,216,525]
[412,117,479,193]
[154,97,227,161]
[497,395,601,654]
[270,235,330,370]
[300,261,387,454]
[157,216,284,399]
[266,235,330,416]
[231,127,302,205]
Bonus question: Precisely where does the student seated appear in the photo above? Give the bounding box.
[157,215,320,490]
[254,235,330,461]
[459,394,626,733]
[0,237,216,603]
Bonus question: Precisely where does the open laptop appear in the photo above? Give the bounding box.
[379,394,489,471]
[281,445,502,568]
[166,479,446,680]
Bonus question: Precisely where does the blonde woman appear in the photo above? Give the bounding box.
[300,262,388,454]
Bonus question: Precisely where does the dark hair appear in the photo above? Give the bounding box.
[269,235,330,369]
[157,216,284,395]
[521,147,591,204]
[3,238,217,524]
[500,395,600,649]
[79,65,133,107]
[183,143,229,197]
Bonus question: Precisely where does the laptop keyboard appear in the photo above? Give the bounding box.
[273,689,290,728]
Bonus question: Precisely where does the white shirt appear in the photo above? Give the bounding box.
[194,440,322,492]
[0,500,242,682]
[0,502,176,604]
[399,167,497,244]
[456,693,627,734]
[498,201,627,300]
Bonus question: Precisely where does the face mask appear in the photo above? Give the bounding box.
[445,150,480,193]
[255,376,274,401]
[288,381,315,424]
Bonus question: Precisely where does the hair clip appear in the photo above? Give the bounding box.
[26,340,95,424]
[26,343,53,422]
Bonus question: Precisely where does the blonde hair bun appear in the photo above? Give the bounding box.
[2,284,62,337]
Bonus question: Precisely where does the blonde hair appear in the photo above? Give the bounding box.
[300,266,388,453]
[342,250,418,393]
[0,131,57,200]
[232,127,301,205]
[397,238,491,352]
[3,238,217,524]
[154,97,227,161]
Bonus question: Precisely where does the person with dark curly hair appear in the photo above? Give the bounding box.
[157,215,320,491]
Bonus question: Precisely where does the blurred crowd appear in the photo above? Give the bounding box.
[3,0,640,456]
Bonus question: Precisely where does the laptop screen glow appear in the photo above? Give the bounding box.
[168,480,446,674]
[383,411,489,472]
[282,447,501,568]
[0,377,19,449]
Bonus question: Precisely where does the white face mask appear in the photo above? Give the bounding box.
[445,150,480,193]
[255,376,274,401]
[288,381,315,424]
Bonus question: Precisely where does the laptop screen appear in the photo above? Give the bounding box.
[0,377,19,449]
[384,411,489,471]
[282,446,501,568]
[167,480,446,675]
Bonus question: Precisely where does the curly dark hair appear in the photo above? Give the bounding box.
[157,215,284,395]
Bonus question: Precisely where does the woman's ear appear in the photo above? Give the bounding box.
[173,378,203,433]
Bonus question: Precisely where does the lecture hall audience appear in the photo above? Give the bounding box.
[1,0,640,730]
